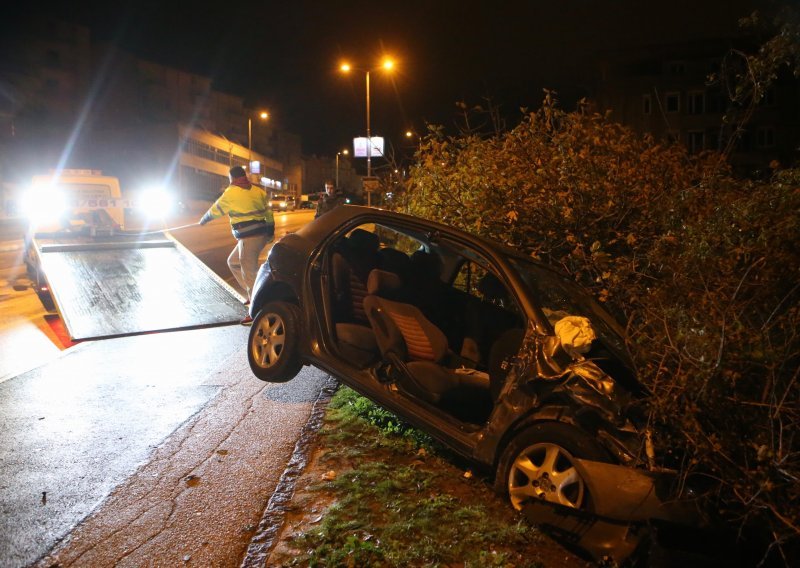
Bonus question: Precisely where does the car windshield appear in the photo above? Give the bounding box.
[508,256,627,355]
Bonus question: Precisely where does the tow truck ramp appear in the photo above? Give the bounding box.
[36,234,247,341]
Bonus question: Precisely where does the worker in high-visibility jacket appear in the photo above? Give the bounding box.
[198,165,274,324]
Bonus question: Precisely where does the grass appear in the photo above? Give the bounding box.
[269,386,584,568]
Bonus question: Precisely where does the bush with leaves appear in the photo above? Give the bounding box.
[400,95,799,561]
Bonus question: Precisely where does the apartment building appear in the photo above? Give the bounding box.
[592,39,799,174]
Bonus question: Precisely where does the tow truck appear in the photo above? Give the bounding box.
[22,170,246,341]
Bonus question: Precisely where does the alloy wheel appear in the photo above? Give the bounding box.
[252,312,286,369]
[507,442,585,509]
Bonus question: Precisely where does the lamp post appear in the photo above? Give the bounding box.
[339,59,394,179]
[248,111,270,174]
[335,149,349,188]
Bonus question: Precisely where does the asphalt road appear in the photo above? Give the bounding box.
[169,208,314,297]
[0,207,326,567]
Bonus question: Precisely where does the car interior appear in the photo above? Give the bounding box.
[326,222,527,426]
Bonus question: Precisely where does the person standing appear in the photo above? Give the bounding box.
[198,165,274,324]
[315,179,344,219]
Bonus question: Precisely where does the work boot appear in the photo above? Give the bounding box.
[240,315,253,325]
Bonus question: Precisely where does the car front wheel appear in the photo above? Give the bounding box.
[494,422,609,511]
[248,301,303,382]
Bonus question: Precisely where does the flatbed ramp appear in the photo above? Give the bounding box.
[36,235,247,341]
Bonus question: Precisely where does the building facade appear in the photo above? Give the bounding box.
[0,16,304,212]
[592,39,800,174]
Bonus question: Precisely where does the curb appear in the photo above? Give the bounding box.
[240,375,340,568]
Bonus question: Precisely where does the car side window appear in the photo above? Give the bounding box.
[452,259,521,317]
[452,259,485,297]
[373,225,423,257]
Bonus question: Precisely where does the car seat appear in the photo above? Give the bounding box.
[364,269,493,421]
[331,229,382,361]
[377,247,412,287]
[487,328,525,400]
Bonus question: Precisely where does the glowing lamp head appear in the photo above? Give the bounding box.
[382,59,394,71]
[340,63,351,72]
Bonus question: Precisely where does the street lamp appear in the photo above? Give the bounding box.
[339,58,395,179]
[336,148,349,188]
[248,110,270,171]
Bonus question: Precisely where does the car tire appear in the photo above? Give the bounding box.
[248,301,303,382]
[494,422,610,511]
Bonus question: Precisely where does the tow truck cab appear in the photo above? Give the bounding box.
[26,170,126,235]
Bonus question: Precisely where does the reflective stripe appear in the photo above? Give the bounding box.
[229,209,268,218]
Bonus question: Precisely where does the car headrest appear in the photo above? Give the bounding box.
[410,250,442,280]
[478,272,507,300]
[367,269,402,296]
[378,248,411,280]
[348,229,379,253]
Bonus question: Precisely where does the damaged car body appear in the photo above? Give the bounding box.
[246,206,702,562]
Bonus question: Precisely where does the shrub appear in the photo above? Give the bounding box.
[401,95,800,560]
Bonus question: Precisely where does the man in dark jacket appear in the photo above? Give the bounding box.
[315,180,344,218]
[198,165,274,323]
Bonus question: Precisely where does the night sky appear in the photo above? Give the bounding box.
[5,0,779,156]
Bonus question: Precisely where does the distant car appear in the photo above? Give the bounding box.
[246,205,699,558]
[298,200,316,210]
[269,194,296,211]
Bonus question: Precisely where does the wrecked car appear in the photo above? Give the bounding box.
[246,205,700,561]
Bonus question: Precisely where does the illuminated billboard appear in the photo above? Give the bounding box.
[353,137,384,158]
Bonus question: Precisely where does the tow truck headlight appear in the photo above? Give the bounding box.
[20,183,68,226]
[138,187,174,218]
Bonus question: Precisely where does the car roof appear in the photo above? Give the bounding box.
[298,204,528,259]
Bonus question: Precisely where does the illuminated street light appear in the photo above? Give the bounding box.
[339,58,396,179]
[336,148,349,188]
[248,110,270,172]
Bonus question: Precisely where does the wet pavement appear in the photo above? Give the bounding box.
[0,323,333,567]
[0,213,331,567]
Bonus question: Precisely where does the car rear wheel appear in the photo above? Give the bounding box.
[248,301,303,382]
[494,422,609,511]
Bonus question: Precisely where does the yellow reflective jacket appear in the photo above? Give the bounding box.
[202,183,274,235]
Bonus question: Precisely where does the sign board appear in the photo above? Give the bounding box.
[362,176,380,193]
[250,160,261,174]
[353,137,384,158]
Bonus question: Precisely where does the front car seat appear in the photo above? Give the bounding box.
[364,270,491,410]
